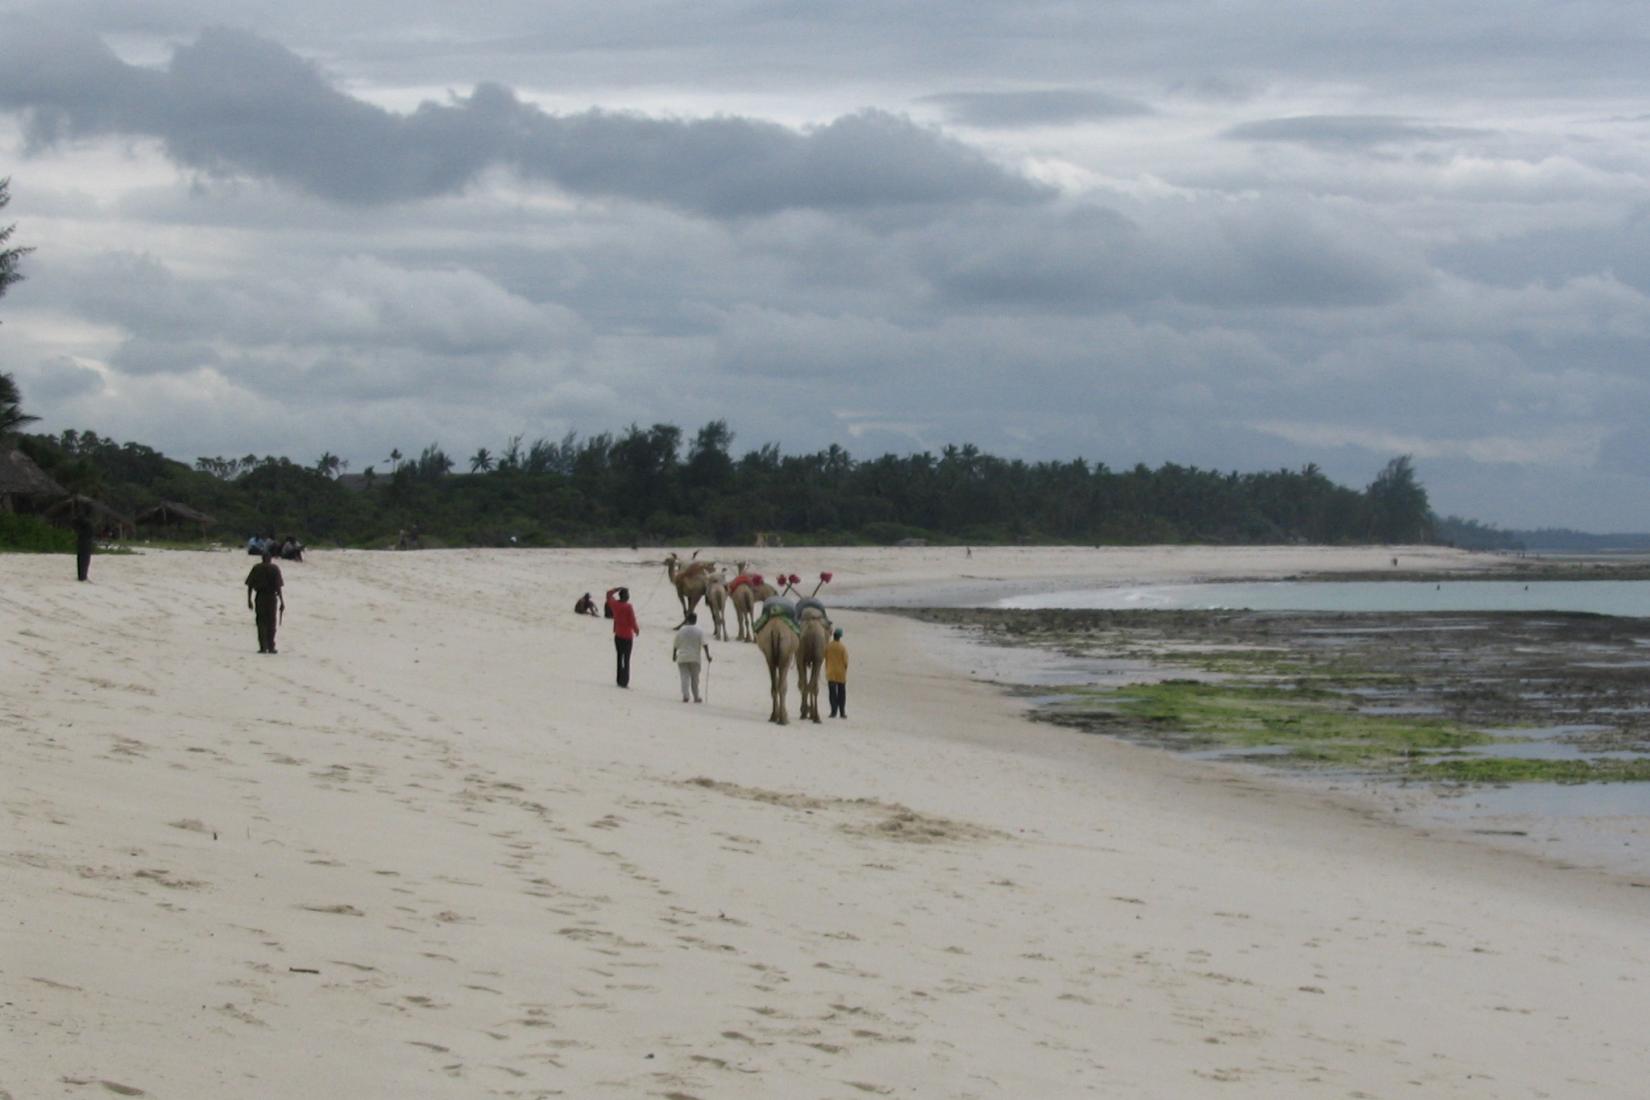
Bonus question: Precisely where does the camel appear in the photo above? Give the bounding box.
[755,611,801,725]
[664,551,717,618]
[794,608,831,724]
[730,572,778,642]
[704,575,730,641]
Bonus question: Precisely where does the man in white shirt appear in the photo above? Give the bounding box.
[671,612,712,703]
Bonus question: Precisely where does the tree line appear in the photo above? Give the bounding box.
[10,420,1438,548]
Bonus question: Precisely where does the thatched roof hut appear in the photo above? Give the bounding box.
[137,500,215,533]
[0,447,65,513]
[45,494,136,538]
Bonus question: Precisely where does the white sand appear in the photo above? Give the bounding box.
[3,544,1645,1098]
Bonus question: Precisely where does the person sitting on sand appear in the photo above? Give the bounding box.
[574,592,599,616]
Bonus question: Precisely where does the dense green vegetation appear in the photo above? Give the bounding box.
[0,512,72,552]
[9,422,1440,549]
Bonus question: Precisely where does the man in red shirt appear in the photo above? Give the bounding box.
[606,587,640,687]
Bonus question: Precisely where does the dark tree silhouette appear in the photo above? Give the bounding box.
[1,179,36,438]
[1366,455,1432,543]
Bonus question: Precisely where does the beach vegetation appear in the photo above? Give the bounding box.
[9,416,1448,550]
[0,512,74,552]
[1366,455,1432,543]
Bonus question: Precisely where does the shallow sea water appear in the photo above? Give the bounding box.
[998,579,1650,616]
[913,580,1650,879]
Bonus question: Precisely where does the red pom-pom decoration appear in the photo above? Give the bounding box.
[820,572,833,583]
[789,574,801,585]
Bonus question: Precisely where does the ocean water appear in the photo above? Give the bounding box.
[998,579,1650,617]
[906,578,1650,877]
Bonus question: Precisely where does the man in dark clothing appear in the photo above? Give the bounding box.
[245,550,286,654]
[72,511,95,582]
[574,592,600,616]
[606,586,640,687]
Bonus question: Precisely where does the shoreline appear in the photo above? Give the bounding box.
[882,602,1650,880]
[6,545,1648,1097]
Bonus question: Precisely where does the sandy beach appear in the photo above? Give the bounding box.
[4,544,1646,1098]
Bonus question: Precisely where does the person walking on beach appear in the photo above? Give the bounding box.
[245,548,285,654]
[672,612,712,703]
[826,627,849,718]
[606,586,639,687]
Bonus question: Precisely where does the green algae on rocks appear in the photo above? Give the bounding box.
[1041,680,1489,767]
[893,607,1650,784]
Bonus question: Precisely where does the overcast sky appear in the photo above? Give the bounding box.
[2,2,1649,530]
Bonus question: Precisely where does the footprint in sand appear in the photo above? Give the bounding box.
[56,1082,148,1097]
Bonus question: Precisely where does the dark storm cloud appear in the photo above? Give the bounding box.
[1433,207,1650,295]
[0,22,1048,214]
[921,202,1426,311]
[920,89,1153,128]
[1223,115,1491,148]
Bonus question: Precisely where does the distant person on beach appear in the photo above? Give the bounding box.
[826,627,849,718]
[72,509,95,582]
[245,549,286,654]
[672,612,712,703]
[574,592,599,616]
[606,586,639,687]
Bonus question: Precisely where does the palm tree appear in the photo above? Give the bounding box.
[315,451,342,478]
[388,448,403,473]
[469,447,494,473]
[0,178,31,306]
[1,370,36,438]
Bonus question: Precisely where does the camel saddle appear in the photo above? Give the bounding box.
[752,600,800,637]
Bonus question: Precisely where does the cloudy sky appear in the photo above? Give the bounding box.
[1,2,1648,530]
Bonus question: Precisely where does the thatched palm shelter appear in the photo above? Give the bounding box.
[137,500,215,536]
[45,494,136,539]
[0,447,65,514]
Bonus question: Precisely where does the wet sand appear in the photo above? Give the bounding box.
[4,544,1647,1097]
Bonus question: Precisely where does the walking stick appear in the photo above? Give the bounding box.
[704,654,711,703]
